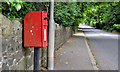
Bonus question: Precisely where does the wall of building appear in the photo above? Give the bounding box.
[0,14,74,71]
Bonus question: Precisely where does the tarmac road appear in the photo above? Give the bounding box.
[80,24,118,70]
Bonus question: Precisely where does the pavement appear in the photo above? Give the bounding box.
[54,28,94,70]
[80,24,118,70]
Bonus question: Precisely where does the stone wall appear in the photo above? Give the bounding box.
[55,23,73,50]
[0,14,73,71]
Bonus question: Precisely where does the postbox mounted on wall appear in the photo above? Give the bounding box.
[24,11,48,47]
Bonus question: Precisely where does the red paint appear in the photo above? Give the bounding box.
[24,11,48,47]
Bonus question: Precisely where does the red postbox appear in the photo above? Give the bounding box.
[24,11,48,47]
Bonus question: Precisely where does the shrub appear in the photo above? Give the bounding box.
[113,24,120,31]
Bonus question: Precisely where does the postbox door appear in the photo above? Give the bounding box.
[24,11,42,47]
[42,11,48,47]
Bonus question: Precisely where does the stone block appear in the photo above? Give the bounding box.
[2,63,9,70]
[28,65,33,70]
[0,13,3,26]
[0,28,2,35]
[0,67,2,72]
[12,20,22,36]
[2,16,12,35]
[9,65,16,70]
[24,48,32,56]
[26,56,33,69]
[16,44,22,52]
[7,58,13,66]
[31,51,34,59]
[16,57,26,70]
[14,51,24,63]
[7,39,17,55]
[2,39,7,52]
[3,56,7,63]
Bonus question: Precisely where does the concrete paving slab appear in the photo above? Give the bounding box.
[54,30,93,70]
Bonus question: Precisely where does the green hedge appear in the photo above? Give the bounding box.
[2,2,83,31]
[83,2,120,32]
[2,2,120,32]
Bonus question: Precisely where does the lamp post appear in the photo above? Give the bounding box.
[48,0,55,70]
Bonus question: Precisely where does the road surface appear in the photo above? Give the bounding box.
[79,24,118,70]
